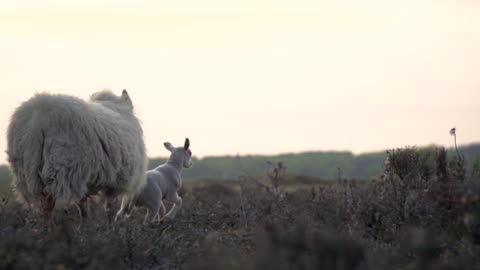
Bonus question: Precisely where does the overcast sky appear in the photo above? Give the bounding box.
[0,0,479,164]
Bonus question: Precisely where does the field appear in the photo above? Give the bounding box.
[0,147,480,270]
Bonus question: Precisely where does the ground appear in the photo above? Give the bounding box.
[1,149,480,270]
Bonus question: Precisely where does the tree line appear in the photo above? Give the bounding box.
[1,143,479,191]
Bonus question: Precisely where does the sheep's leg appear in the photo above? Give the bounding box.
[40,195,56,224]
[41,195,55,217]
[103,194,117,224]
[165,193,182,220]
[78,197,89,219]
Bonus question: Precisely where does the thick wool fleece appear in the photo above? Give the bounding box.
[7,90,148,209]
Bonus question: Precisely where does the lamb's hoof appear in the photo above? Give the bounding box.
[143,221,155,226]
[164,215,175,222]
[115,212,131,223]
[153,219,164,225]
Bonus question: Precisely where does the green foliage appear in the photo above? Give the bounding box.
[150,151,383,180]
[1,144,480,185]
[160,143,480,181]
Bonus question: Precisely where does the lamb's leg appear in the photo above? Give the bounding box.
[144,204,160,225]
[115,197,130,222]
[165,193,182,220]
[118,196,140,222]
[154,201,167,224]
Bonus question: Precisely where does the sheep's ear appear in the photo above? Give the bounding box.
[184,138,190,150]
[121,89,133,105]
[164,142,175,152]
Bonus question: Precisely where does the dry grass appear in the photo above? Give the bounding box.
[0,147,479,270]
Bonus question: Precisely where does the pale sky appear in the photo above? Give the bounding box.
[0,0,479,164]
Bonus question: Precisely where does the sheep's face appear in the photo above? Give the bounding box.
[164,138,193,169]
[90,89,134,113]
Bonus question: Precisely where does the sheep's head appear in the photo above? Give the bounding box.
[90,89,134,113]
[164,138,193,169]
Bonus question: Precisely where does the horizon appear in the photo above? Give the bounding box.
[1,141,477,166]
[1,0,479,165]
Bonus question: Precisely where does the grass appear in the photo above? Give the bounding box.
[0,146,479,269]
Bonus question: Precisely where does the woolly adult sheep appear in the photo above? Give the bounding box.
[7,89,148,218]
[116,138,192,224]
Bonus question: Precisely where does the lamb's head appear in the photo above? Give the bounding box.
[164,138,193,169]
[90,89,134,113]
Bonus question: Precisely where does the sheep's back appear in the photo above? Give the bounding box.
[7,93,147,207]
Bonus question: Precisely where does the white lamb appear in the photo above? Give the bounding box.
[116,138,192,224]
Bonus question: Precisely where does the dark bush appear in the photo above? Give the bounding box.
[1,146,480,269]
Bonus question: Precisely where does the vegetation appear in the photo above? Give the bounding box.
[1,144,479,187]
[0,144,479,269]
[153,143,480,181]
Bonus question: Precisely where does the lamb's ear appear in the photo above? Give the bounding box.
[184,138,190,150]
[121,89,133,106]
[164,142,175,152]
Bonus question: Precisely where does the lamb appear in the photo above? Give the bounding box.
[116,138,192,224]
[6,89,148,219]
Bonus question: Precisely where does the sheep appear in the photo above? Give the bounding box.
[116,138,192,224]
[6,89,148,220]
